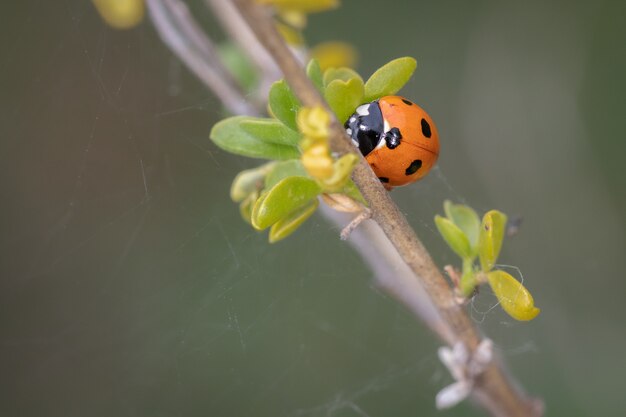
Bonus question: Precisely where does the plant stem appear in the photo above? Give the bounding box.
[231,1,542,416]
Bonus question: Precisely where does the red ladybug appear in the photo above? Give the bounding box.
[344,95,439,188]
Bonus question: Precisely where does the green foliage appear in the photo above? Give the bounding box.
[324,78,365,125]
[251,176,322,230]
[211,116,300,160]
[240,118,301,146]
[487,270,540,321]
[434,215,473,259]
[306,59,324,93]
[323,67,363,86]
[435,201,539,321]
[230,163,275,202]
[264,160,308,189]
[268,80,301,131]
[443,200,480,252]
[269,199,319,243]
[478,210,507,272]
[210,56,421,242]
[363,57,417,102]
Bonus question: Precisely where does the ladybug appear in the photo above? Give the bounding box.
[344,96,439,189]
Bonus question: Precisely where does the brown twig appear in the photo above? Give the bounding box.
[231,1,542,416]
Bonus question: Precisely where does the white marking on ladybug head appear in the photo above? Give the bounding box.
[345,127,352,136]
[356,104,369,116]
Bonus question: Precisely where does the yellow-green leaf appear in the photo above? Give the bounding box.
[251,176,321,230]
[340,180,367,205]
[268,79,301,131]
[478,210,508,271]
[323,67,363,87]
[434,215,474,259]
[364,57,417,102]
[230,162,275,202]
[239,191,259,225]
[240,117,302,146]
[210,116,300,160]
[443,200,481,253]
[487,270,540,321]
[306,59,324,94]
[320,153,359,191]
[264,160,308,189]
[324,77,365,124]
[269,199,319,242]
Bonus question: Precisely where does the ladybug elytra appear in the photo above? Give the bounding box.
[344,96,439,189]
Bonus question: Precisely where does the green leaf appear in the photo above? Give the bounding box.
[443,200,481,253]
[230,162,275,202]
[324,77,365,124]
[264,160,309,189]
[239,191,259,225]
[321,153,359,191]
[323,67,363,87]
[478,210,508,272]
[210,116,300,160]
[306,59,324,94]
[217,42,258,91]
[240,117,302,146]
[251,176,321,230]
[487,270,540,321]
[269,199,319,243]
[434,215,473,259]
[268,80,300,131]
[341,180,367,205]
[363,57,417,102]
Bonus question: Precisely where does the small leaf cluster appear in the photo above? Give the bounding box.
[210,57,419,242]
[435,201,540,321]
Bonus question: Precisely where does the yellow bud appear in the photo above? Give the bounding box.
[92,0,144,30]
[311,41,358,71]
[275,22,304,46]
[321,153,359,191]
[277,10,307,29]
[297,106,330,141]
[302,144,333,179]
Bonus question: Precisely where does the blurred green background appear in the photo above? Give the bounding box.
[1,1,625,416]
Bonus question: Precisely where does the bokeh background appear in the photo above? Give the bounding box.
[2,1,625,416]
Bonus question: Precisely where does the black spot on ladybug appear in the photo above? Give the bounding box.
[384,127,402,149]
[405,159,422,176]
[421,118,432,138]
[401,99,413,106]
[378,177,390,183]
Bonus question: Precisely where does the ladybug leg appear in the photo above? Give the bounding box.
[383,127,402,149]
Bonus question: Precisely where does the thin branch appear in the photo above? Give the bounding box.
[204,0,281,88]
[231,1,542,416]
[146,0,258,115]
